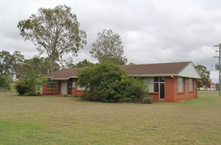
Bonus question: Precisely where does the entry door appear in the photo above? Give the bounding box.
[60,80,67,94]
[159,83,165,99]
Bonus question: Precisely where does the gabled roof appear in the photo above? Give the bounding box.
[44,68,84,80]
[121,61,191,76]
[44,61,201,80]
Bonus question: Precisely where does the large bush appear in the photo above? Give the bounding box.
[14,71,47,96]
[77,63,148,103]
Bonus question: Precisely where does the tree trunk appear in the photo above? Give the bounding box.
[50,57,54,72]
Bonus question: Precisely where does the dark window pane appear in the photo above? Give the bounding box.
[154,77,159,82]
[160,83,165,99]
[154,83,159,92]
[160,77,165,82]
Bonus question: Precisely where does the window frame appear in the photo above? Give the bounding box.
[143,77,165,93]
[178,77,184,92]
[46,80,57,89]
[189,78,193,92]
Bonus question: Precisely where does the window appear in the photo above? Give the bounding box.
[178,77,184,92]
[47,80,57,89]
[154,77,159,82]
[143,77,165,92]
[160,77,165,82]
[143,77,154,92]
[189,79,193,91]
[154,83,159,92]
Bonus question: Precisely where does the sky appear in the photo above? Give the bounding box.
[0,0,221,82]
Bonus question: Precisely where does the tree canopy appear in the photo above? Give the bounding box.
[75,59,94,68]
[59,58,94,69]
[129,62,136,65]
[90,29,127,65]
[0,50,24,79]
[16,56,59,78]
[195,65,210,89]
[17,5,87,72]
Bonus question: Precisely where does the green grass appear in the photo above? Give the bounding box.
[173,94,220,106]
[0,91,221,144]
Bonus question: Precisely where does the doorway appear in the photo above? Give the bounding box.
[60,80,67,94]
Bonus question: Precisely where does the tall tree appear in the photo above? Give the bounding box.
[0,50,14,75]
[12,51,24,78]
[90,29,127,65]
[0,50,24,77]
[0,74,11,90]
[65,57,75,69]
[195,65,210,90]
[17,5,87,72]
[16,56,59,78]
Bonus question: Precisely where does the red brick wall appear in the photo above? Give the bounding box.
[42,80,60,95]
[42,77,198,102]
[165,77,175,102]
[42,79,84,96]
[173,77,197,102]
[149,92,159,101]
[148,77,198,102]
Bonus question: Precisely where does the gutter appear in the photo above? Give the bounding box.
[128,74,178,77]
[44,76,79,81]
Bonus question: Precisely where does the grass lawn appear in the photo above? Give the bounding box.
[0,91,221,145]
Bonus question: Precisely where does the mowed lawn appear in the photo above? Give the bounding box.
[0,91,221,145]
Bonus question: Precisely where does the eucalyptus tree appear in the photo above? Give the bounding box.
[90,29,127,65]
[17,5,87,72]
[195,65,210,89]
[0,51,14,75]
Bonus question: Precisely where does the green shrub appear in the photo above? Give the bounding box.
[14,72,47,96]
[14,80,30,95]
[77,63,148,103]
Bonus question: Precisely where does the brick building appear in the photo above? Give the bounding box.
[43,61,201,102]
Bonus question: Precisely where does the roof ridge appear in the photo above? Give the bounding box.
[121,61,192,67]
[60,67,84,71]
